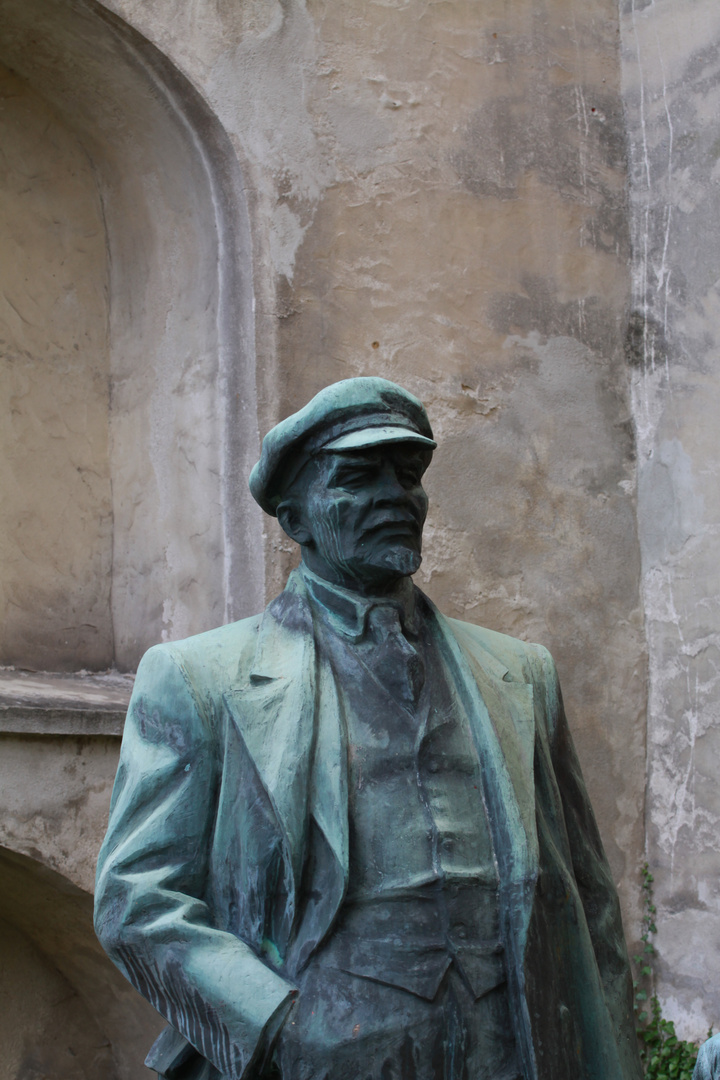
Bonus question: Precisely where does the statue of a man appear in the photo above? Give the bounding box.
[95,378,643,1080]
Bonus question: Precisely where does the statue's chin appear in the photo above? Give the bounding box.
[377,546,422,578]
[349,545,421,588]
[306,538,422,591]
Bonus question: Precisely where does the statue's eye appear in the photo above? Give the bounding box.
[398,465,423,487]
[333,466,373,490]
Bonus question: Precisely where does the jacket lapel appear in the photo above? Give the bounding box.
[285,648,350,974]
[225,579,350,911]
[224,588,316,893]
[427,601,540,1080]
[427,604,538,880]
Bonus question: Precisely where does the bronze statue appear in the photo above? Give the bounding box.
[95,377,643,1080]
[695,1034,720,1079]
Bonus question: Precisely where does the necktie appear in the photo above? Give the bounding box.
[366,604,425,706]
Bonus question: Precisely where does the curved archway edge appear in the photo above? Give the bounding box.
[0,0,264,670]
[0,846,163,1080]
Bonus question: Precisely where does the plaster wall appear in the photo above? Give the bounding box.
[97,0,647,921]
[0,846,164,1080]
[0,64,113,669]
[0,916,115,1080]
[0,734,118,894]
[622,0,720,1040]
[0,0,266,670]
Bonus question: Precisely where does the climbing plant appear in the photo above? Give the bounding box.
[633,863,704,1080]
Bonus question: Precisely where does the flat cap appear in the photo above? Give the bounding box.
[249,377,436,516]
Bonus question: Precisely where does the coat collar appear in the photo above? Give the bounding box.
[247,572,310,681]
[299,566,420,643]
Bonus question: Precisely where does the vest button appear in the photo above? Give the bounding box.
[427,761,440,773]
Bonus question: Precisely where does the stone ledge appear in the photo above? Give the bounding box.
[0,669,133,737]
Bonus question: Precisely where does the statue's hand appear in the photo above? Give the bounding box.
[694,1033,720,1079]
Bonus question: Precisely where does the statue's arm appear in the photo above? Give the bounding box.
[694,1033,720,1079]
[535,644,642,1075]
[94,644,297,1080]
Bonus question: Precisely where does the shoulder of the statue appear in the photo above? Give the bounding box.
[417,588,550,682]
[139,575,312,691]
[140,612,264,686]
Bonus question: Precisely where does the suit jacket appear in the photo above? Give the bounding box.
[94,572,643,1080]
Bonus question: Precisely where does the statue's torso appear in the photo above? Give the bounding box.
[276,592,522,1080]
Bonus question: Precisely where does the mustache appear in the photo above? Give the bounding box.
[359,511,424,537]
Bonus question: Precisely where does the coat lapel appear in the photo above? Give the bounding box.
[427,601,540,1080]
[225,578,350,917]
[285,648,350,974]
[427,604,538,881]
[224,588,316,893]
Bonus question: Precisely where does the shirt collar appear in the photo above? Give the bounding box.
[299,564,420,644]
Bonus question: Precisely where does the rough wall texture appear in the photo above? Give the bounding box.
[0,916,115,1080]
[0,0,265,671]
[0,734,118,894]
[0,62,113,669]
[0,847,164,1080]
[15,0,720,1066]
[622,0,720,1040]
[98,0,647,922]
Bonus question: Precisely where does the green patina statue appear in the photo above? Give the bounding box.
[95,377,643,1080]
[695,1035,720,1079]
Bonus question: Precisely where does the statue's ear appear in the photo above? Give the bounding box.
[277,499,313,547]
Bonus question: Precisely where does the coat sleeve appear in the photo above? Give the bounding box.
[94,644,298,1080]
[533,643,643,1079]
[693,1033,720,1080]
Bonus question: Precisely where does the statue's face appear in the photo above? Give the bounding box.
[282,442,431,593]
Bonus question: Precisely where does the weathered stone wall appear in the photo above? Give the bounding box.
[0,733,118,894]
[0,0,266,672]
[0,62,113,670]
[0,845,163,1080]
[622,0,720,1041]
[10,0,720,1068]
[0,916,116,1080]
[0,669,161,1080]
[97,0,647,923]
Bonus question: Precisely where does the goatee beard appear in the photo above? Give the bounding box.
[376,546,422,578]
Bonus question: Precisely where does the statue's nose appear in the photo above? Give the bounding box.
[373,467,409,505]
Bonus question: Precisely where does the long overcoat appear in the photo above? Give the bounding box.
[94,573,643,1080]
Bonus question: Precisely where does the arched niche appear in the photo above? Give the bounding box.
[0,0,264,672]
[0,846,163,1080]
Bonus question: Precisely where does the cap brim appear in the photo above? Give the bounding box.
[323,425,437,452]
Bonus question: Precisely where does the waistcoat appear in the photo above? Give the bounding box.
[305,573,510,1005]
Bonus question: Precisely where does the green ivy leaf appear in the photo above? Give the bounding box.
[632,863,703,1079]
